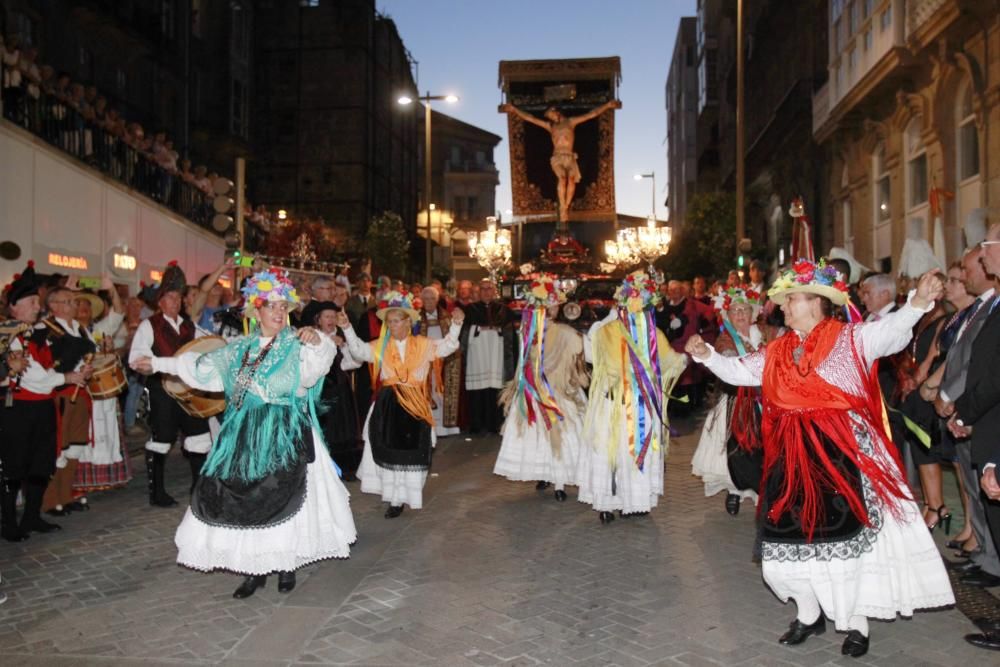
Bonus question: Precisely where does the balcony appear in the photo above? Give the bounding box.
[443,159,499,177]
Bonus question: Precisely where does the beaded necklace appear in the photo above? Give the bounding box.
[231,336,276,409]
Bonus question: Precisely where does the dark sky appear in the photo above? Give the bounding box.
[378,0,697,221]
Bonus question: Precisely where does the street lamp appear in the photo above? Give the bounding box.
[398,91,460,281]
[634,172,656,220]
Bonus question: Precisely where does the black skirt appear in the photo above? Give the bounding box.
[369,387,433,472]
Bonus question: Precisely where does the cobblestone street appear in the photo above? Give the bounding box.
[0,417,991,666]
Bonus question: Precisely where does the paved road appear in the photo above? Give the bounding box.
[0,417,991,666]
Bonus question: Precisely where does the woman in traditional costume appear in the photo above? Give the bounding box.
[691,287,764,515]
[336,291,463,518]
[687,261,954,657]
[577,271,687,523]
[131,269,357,599]
[493,274,589,501]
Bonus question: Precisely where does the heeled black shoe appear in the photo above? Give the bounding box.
[778,617,826,645]
[841,630,869,657]
[553,489,567,502]
[384,504,404,519]
[618,511,649,519]
[277,571,296,593]
[926,505,952,534]
[599,511,615,524]
[725,493,741,516]
[233,575,266,599]
[535,481,550,491]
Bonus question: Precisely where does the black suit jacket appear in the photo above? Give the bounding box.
[954,301,1000,467]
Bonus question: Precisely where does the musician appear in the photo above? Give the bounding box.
[1,263,89,540]
[39,284,99,517]
[129,262,211,507]
[72,282,129,497]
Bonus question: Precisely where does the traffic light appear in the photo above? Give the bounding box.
[736,237,751,269]
[737,254,745,268]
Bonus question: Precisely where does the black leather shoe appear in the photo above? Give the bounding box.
[66,500,89,512]
[149,493,178,508]
[841,630,869,657]
[725,493,740,516]
[23,518,61,533]
[599,511,615,524]
[947,560,982,573]
[45,507,69,517]
[277,571,296,593]
[233,575,266,599]
[535,480,550,491]
[554,490,567,502]
[384,505,404,519]
[618,511,649,519]
[1,527,29,542]
[961,571,1000,588]
[778,617,826,645]
[966,631,1000,651]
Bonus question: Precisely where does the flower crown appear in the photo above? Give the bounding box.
[713,286,764,313]
[768,258,848,302]
[523,273,567,308]
[242,269,300,310]
[614,270,661,313]
[377,290,415,312]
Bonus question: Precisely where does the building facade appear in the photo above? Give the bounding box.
[813,0,997,273]
[665,17,698,228]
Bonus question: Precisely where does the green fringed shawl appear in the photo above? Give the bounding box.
[190,327,322,482]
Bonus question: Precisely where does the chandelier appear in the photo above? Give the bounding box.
[467,217,512,284]
[604,217,672,273]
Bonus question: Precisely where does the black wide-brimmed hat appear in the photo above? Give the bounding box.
[299,300,340,327]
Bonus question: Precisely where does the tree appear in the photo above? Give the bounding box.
[657,192,737,280]
[364,211,411,278]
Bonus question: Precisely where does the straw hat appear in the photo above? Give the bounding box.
[375,291,419,322]
[768,258,849,306]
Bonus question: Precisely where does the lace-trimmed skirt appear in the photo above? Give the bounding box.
[493,389,585,489]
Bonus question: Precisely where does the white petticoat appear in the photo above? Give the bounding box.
[576,396,664,514]
[763,497,955,630]
[77,397,123,465]
[357,403,430,509]
[493,390,585,490]
[691,395,757,502]
[174,432,357,575]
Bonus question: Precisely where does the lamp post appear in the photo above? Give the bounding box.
[398,91,459,282]
[634,172,656,220]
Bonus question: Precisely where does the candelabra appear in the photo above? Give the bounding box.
[604,217,671,273]
[467,217,512,284]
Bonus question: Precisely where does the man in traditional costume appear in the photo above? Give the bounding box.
[577,271,687,523]
[416,286,461,437]
[657,279,716,410]
[337,292,464,518]
[494,275,588,501]
[691,287,764,516]
[687,260,954,657]
[132,269,356,598]
[129,262,212,507]
[1,263,89,539]
[462,280,511,434]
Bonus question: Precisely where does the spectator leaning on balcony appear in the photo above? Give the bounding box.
[1,35,22,120]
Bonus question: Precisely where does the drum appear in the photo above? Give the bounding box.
[87,353,127,399]
[162,336,227,419]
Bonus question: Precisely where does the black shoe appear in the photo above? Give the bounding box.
[66,500,89,512]
[233,575,266,599]
[150,494,178,508]
[618,511,649,519]
[535,481,550,491]
[1,527,29,542]
[599,511,615,524]
[841,630,869,657]
[277,571,296,593]
[966,631,1000,651]
[947,560,981,573]
[45,506,69,517]
[725,493,740,516]
[385,505,404,519]
[961,571,1000,588]
[778,617,826,645]
[23,518,61,533]
[554,489,567,502]
[956,548,981,559]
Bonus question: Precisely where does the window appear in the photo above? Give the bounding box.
[849,48,857,73]
[874,145,890,222]
[864,0,874,18]
[848,1,859,34]
[880,6,892,32]
[79,47,93,81]
[161,0,175,39]
[843,199,854,255]
[231,78,249,139]
[958,84,980,181]
[450,146,461,166]
[832,0,845,20]
[300,0,320,6]
[116,68,127,93]
[191,0,203,37]
[11,11,36,46]
[475,150,485,165]
[231,3,249,61]
[864,28,872,52]
[906,120,928,207]
[467,196,479,218]
[832,19,840,52]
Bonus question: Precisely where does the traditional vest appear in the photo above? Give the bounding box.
[149,312,196,357]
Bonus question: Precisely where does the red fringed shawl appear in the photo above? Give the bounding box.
[760,318,908,541]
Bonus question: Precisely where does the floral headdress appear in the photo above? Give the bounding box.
[712,286,764,320]
[768,258,848,306]
[375,290,420,321]
[523,273,568,309]
[614,270,661,313]
[241,268,300,315]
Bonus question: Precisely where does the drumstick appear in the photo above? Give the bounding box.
[71,352,95,403]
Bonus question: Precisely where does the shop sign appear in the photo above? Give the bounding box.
[48,252,89,270]
[107,245,138,279]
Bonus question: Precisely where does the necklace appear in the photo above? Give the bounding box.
[231,337,276,409]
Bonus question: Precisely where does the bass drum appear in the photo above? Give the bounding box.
[162,336,227,418]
